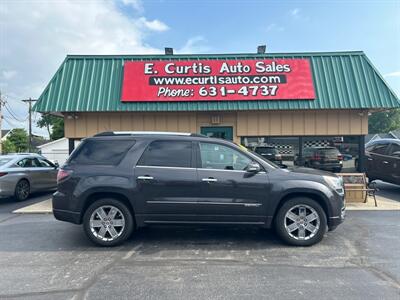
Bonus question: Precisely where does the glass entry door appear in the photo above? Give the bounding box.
[200,126,233,141]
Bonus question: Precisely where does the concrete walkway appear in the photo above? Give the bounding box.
[13,199,52,214]
[12,195,400,214]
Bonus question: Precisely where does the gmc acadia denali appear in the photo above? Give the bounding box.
[53,132,346,246]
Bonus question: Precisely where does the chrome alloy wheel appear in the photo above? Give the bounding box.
[284,204,320,241]
[89,206,126,242]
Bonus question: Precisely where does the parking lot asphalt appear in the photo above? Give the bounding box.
[0,191,399,299]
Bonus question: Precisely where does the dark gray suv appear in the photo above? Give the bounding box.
[53,132,345,247]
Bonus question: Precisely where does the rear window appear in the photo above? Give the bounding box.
[317,148,340,158]
[0,158,12,166]
[69,139,135,165]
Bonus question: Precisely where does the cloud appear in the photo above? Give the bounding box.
[1,70,17,80]
[290,8,300,17]
[266,23,284,32]
[0,0,168,135]
[137,17,169,32]
[384,71,400,78]
[176,36,210,54]
[121,0,144,12]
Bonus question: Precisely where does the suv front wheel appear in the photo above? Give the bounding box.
[83,199,134,246]
[274,197,327,246]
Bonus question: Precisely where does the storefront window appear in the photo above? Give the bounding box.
[241,135,361,173]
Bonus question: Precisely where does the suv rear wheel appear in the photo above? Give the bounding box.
[274,197,327,246]
[83,199,134,246]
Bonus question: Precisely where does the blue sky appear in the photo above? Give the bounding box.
[0,0,399,136]
[141,0,400,89]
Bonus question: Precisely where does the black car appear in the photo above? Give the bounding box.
[365,139,400,185]
[53,132,345,247]
[253,146,282,164]
[295,147,343,173]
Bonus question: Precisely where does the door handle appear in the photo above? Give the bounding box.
[367,158,373,161]
[202,177,218,182]
[382,161,389,164]
[137,175,154,180]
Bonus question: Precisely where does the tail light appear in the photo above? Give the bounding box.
[312,154,321,161]
[57,169,72,183]
[0,172,8,177]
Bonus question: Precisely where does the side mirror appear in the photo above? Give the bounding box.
[279,164,288,169]
[54,162,59,168]
[246,162,261,173]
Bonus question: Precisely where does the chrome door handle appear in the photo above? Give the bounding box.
[202,177,218,182]
[367,158,373,161]
[382,161,389,164]
[137,176,154,180]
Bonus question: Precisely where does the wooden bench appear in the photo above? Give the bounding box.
[337,173,378,207]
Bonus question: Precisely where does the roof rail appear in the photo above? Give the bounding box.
[93,131,208,137]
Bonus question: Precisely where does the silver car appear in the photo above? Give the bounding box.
[0,154,58,201]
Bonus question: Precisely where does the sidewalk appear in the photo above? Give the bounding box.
[346,195,400,210]
[13,199,52,214]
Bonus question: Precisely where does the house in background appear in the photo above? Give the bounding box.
[365,128,400,144]
[37,138,80,165]
[1,130,11,142]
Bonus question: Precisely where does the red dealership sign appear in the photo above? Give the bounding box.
[121,59,315,102]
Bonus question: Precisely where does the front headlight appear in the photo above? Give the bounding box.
[323,175,344,195]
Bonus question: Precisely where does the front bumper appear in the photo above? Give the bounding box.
[328,195,346,230]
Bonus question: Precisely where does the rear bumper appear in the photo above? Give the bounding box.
[0,181,16,198]
[53,191,82,224]
[53,208,81,224]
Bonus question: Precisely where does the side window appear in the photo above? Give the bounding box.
[366,145,374,152]
[199,142,251,170]
[138,141,192,168]
[388,144,400,157]
[37,158,54,167]
[371,144,389,155]
[16,159,27,167]
[17,158,36,168]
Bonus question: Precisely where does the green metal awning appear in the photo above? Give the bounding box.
[34,51,400,113]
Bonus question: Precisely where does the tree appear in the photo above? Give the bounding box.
[368,109,400,134]
[37,114,64,140]
[51,118,64,140]
[1,139,16,154]
[7,129,28,153]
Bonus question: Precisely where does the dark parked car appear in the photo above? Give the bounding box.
[295,147,343,173]
[253,146,282,164]
[53,132,345,247]
[365,139,400,185]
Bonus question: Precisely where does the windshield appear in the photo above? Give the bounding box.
[255,147,278,154]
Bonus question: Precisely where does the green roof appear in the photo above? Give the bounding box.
[34,51,400,112]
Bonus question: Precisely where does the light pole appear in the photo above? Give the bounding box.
[21,98,37,153]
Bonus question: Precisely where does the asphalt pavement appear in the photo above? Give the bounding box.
[0,186,399,300]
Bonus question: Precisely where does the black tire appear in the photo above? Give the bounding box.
[14,179,30,201]
[83,198,134,247]
[274,197,327,246]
